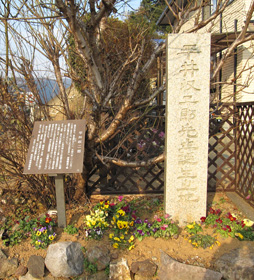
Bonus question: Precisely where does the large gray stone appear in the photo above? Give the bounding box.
[86,245,110,271]
[109,258,131,280]
[158,251,222,280]
[45,241,84,278]
[27,255,45,278]
[214,247,254,280]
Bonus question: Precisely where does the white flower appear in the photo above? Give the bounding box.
[243,219,254,227]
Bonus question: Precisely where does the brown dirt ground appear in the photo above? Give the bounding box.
[0,192,253,277]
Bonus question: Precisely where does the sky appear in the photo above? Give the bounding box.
[0,0,142,79]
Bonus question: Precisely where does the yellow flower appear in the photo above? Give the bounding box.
[128,235,134,243]
[209,245,214,250]
[187,224,194,229]
[117,210,125,216]
[111,221,115,225]
[113,217,116,222]
[86,215,92,221]
[129,221,134,227]
[87,222,91,227]
[109,233,114,239]
[91,221,96,226]
[35,240,41,245]
[105,204,109,209]
[122,221,128,228]
[114,237,121,242]
[113,243,119,249]
[243,219,254,227]
[43,230,47,234]
[215,241,221,246]
[36,231,41,236]
[49,235,55,240]
[128,245,135,250]
[120,235,125,239]
[117,221,123,229]
[235,233,244,239]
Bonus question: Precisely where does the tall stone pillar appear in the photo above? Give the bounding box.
[164,33,211,225]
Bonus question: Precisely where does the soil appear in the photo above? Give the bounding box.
[0,191,252,276]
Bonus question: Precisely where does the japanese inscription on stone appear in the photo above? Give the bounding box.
[164,34,211,225]
[24,120,86,174]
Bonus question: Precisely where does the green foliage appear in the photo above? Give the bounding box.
[129,0,171,36]
[64,225,79,235]
[84,258,98,274]
[30,215,56,249]
[185,222,203,235]
[134,214,179,241]
[188,234,218,249]
[1,215,56,249]
[105,264,110,277]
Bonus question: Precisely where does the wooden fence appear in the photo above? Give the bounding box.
[87,103,254,206]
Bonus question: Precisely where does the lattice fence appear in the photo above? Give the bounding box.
[208,103,237,191]
[87,103,253,198]
[87,106,165,195]
[235,102,254,207]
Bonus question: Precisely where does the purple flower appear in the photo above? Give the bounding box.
[153,228,158,233]
[159,131,165,138]
[137,229,144,236]
[147,223,152,228]
[122,206,130,213]
[144,218,148,223]
[135,219,142,224]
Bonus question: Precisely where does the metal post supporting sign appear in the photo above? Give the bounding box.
[54,174,66,228]
[23,120,86,228]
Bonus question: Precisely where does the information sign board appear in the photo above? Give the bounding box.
[23,120,86,174]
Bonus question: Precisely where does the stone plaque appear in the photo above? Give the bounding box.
[164,34,211,225]
[24,120,86,174]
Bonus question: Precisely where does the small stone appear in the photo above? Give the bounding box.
[15,265,28,277]
[110,252,119,260]
[20,271,41,280]
[0,258,18,278]
[86,245,110,271]
[87,271,108,280]
[0,248,7,260]
[27,255,45,278]
[131,259,157,278]
[109,258,131,280]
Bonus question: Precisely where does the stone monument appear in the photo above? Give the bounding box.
[164,33,211,225]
